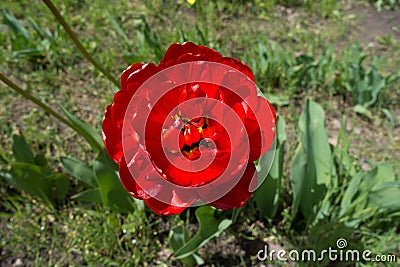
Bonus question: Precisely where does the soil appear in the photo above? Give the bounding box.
[349,5,400,45]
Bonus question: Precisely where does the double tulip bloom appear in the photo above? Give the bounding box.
[102,42,276,215]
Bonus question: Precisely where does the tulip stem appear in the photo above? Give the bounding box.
[0,72,75,131]
[231,207,242,222]
[41,0,119,87]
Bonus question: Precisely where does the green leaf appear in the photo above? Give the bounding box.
[1,10,31,40]
[9,163,53,207]
[353,104,373,119]
[34,153,48,167]
[340,172,364,218]
[333,143,358,180]
[340,163,397,225]
[170,225,188,251]
[27,17,44,39]
[0,171,13,184]
[255,116,286,218]
[290,99,333,224]
[108,189,135,213]
[12,134,35,164]
[139,16,163,61]
[46,173,70,201]
[93,150,133,212]
[93,151,117,206]
[195,25,207,45]
[174,206,232,259]
[12,48,45,59]
[364,162,395,189]
[263,94,289,107]
[169,225,204,266]
[363,66,385,108]
[72,188,102,204]
[369,181,400,213]
[0,149,9,165]
[381,108,394,126]
[60,156,97,187]
[123,52,142,64]
[59,105,103,152]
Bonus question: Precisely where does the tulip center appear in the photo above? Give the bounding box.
[179,116,212,160]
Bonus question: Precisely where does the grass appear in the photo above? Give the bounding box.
[1,0,399,266]
[1,201,167,266]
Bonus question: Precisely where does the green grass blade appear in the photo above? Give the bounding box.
[106,11,130,48]
[59,105,103,153]
[72,188,102,204]
[1,10,31,40]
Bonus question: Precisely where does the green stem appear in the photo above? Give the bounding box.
[0,72,74,130]
[231,207,242,222]
[41,0,119,87]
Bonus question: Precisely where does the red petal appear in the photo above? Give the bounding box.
[120,63,144,91]
[252,97,276,158]
[102,104,124,164]
[118,156,142,199]
[164,150,230,186]
[159,42,222,68]
[124,63,158,94]
[217,57,255,82]
[103,63,159,164]
[209,163,257,210]
[144,190,193,216]
[184,124,201,146]
[162,126,183,151]
[201,126,216,139]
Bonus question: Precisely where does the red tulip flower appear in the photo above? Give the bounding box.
[102,42,276,215]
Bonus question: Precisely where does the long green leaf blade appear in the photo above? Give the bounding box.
[93,150,133,212]
[255,116,286,218]
[290,99,332,225]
